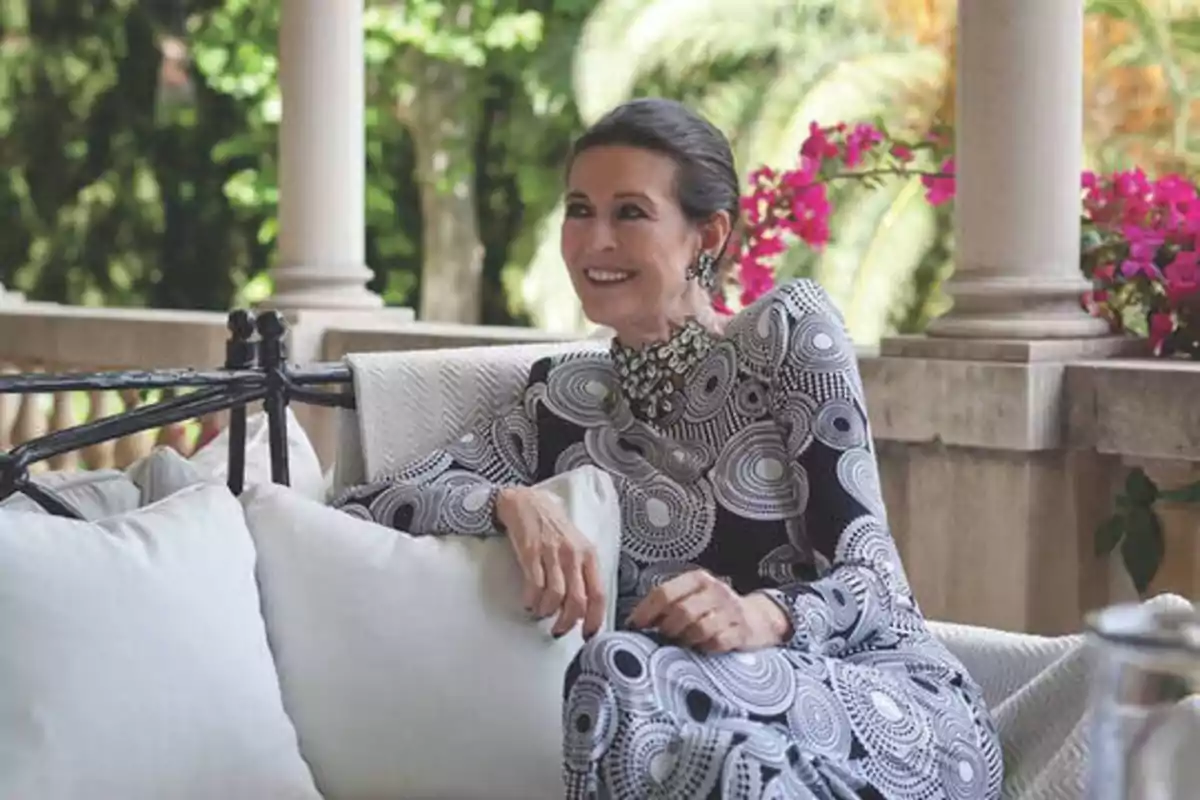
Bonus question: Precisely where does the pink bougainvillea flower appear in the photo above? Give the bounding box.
[921,157,956,206]
[1148,311,1175,353]
[890,144,914,162]
[1164,250,1200,304]
[800,122,839,164]
[842,123,884,168]
[1119,227,1163,279]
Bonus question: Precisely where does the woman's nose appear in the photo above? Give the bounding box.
[587,220,618,252]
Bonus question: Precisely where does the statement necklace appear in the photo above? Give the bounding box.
[609,319,715,421]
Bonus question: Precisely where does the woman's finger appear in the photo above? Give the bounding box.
[551,546,588,637]
[519,543,546,613]
[659,586,721,638]
[534,547,567,619]
[580,548,607,639]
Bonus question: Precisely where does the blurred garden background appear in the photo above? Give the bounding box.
[1,0,1198,345]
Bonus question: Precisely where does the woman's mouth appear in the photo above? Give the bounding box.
[584,268,635,285]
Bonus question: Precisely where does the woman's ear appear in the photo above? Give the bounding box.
[700,210,733,254]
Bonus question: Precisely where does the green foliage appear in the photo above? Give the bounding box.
[0,0,591,322]
[1096,466,1200,595]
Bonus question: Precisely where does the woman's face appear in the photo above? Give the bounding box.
[561,145,706,339]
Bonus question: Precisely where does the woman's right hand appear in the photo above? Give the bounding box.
[494,486,606,639]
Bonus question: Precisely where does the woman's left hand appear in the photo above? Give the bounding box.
[626,570,793,653]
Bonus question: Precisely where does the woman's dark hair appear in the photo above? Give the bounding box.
[567,98,741,263]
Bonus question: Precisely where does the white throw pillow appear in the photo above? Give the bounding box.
[124,445,207,505]
[0,482,322,800]
[0,468,141,519]
[190,407,324,502]
[240,466,623,800]
[128,408,325,506]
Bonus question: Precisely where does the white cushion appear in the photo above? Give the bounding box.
[129,408,324,505]
[0,482,322,800]
[190,407,324,502]
[240,466,622,800]
[0,468,141,519]
[124,446,206,505]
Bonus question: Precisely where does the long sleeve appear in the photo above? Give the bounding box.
[330,358,550,536]
[758,280,918,657]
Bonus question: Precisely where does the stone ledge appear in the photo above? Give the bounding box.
[863,349,1200,457]
[1066,358,1200,461]
[860,354,1069,451]
[881,333,1144,362]
[0,305,230,369]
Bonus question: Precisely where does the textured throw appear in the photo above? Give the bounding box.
[342,344,1198,800]
[345,342,602,482]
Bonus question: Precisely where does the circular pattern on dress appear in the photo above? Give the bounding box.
[490,408,537,481]
[813,397,867,450]
[757,543,809,585]
[769,390,816,459]
[441,429,494,470]
[620,476,717,562]
[941,734,990,800]
[662,438,715,482]
[788,308,853,373]
[733,379,770,420]
[544,358,619,427]
[693,649,797,716]
[836,515,911,596]
[729,300,789,380]
[648,647,742,725]
[836,448,886,520]
[555,441,594,474]
[602,720,730,800]
[429,471,496,535]
[578,632,660,713]
[710,422,802,521]
[715,724,791,800]
[563,673,619,771]
[786,673,854,760]
[829,662,937,794]
[585,426,656,482]
[683,341,737,423]
[367,482,440,531]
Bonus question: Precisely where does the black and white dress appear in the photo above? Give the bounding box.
[332,279,1003,800]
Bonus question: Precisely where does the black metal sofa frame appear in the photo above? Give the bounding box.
[0,310,354,518]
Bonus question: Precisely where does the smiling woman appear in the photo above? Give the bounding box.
[331,97,1002,799]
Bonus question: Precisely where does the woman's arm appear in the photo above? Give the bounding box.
[329,358,552,536]
[758,280,918,656]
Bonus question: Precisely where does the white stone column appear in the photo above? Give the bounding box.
[270,0,381,310]
[928,0,1108,339]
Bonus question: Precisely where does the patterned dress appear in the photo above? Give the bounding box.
[331,279,1003,800]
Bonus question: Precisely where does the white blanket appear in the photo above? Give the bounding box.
[344,341,602,482]
[342,346,1198,800]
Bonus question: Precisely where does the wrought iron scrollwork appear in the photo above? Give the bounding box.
[0,309,355,518]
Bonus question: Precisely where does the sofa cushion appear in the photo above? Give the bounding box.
[128,408,324,506]
[0,482,322,800]
[0,468,141,519]
[240,466,622,800]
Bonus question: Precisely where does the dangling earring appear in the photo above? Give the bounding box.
[686,251,718,292]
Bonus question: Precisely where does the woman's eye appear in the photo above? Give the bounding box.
[565,202,592,218]
[617,204,647,220]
